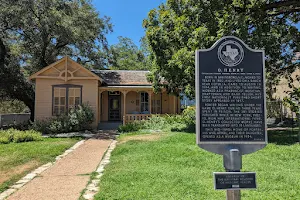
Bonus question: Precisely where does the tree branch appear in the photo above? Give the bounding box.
[264,0,300,11]
[268,7,300,16]
[55,40,69,50]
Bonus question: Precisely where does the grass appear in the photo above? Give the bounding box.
[95,130,300,200]
[0,137,79,193]
[79,171,99,200]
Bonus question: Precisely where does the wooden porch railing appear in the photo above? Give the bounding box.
[123,114,152,125]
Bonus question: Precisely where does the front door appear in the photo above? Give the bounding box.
[108,95,121,121]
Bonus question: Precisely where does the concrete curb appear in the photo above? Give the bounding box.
[0,140,85,200]
[82,140,117,200]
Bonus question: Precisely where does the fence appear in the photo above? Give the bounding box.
[0,113,30,127]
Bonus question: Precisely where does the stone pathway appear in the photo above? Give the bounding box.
[7,139,112,200]
[82,140,117,200]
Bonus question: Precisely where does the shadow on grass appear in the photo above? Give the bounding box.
[268,129,299,145]
[171,125,299,145]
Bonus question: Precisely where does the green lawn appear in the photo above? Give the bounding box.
[95,130,300,200]
[0,138,79,193]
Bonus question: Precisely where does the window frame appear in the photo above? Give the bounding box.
[140,92,149,112]
[151,93,162,114]
[52,84,83,116]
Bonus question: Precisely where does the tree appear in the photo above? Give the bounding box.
[108,36,151,70]
[0,0,112,120]
[143,0,300,98]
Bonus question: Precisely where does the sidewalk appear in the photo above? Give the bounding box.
[8,139,111,200]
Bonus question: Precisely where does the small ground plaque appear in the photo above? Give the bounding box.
[214,172,256,190]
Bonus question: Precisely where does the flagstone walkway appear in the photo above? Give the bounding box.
[7,139,112,200]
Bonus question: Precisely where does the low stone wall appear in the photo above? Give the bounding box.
[0,113,30,127]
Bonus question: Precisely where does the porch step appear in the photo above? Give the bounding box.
[98,122,122,130]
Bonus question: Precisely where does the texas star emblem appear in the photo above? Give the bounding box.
[218,40,244,67]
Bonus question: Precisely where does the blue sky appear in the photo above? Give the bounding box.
[93,1,300,48]
[92,0,165,47]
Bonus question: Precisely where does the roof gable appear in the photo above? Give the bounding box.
[29,57,100,82]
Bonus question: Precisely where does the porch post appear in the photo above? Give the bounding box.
[123,91,128,125]
[148,91,152,114]
[98,90,103,123]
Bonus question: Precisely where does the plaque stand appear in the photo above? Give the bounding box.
[223,149,242,200]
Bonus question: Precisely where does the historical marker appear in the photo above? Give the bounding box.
[195,36,267,155]
[214,172,257,190]
[195,36,267,200]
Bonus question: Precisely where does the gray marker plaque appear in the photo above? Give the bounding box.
[195,36,267,155]
[214,172,257,190]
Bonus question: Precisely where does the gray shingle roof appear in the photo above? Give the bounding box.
[91,70,152,86]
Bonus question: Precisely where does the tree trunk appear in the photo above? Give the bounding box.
[0,38,35,121]
[20,94,35,121]
[26,100,35,121]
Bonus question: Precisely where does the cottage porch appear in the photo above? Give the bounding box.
[98,87,180,127]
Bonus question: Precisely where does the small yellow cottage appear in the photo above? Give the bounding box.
[29,57,181,129]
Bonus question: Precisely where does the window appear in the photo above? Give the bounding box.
[53,88,66,115]
[140,92,149,112]
[68,88,81,110]
[53,85,82,115]
[151,94,161,114]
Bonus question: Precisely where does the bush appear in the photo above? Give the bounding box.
[182,106,196,125]
[0,99,29,114]
[2,120,32,131]
[118,121,145,133]
[31,104,94,134]
[0,128,42,144]
[30,119,51,134]
[0,136,10,144]
[118,107,196,133]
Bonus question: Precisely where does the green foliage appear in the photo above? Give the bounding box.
[108,36,151,70]
[30,119,51,134]
[182,106,196,126]
[143,0,300,98]
[0,128,42,144]
[0,0,112,119]
[1,0,112,72]
[267,100,284,118]
[32,104,94,134]
[118,107,196,133]
[118,121,145,133]
[283,86,300,117]
[0,100,29,114]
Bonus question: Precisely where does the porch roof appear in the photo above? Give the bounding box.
[91,70,152,86]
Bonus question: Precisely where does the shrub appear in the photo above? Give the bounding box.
[11,120,32,130]
[0,128,42,144]
[0,99,28,114]
[0,136,10,144]
[182,106,196,125]
[118,107,196,133]
[31,104,95,134]
[144,115,166,129]
[30,119,51,134]
[118,121,145,133]
[48,115,71,133]
[68,104,94,130]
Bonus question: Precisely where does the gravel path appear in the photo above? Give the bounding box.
[7,139,111,200]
